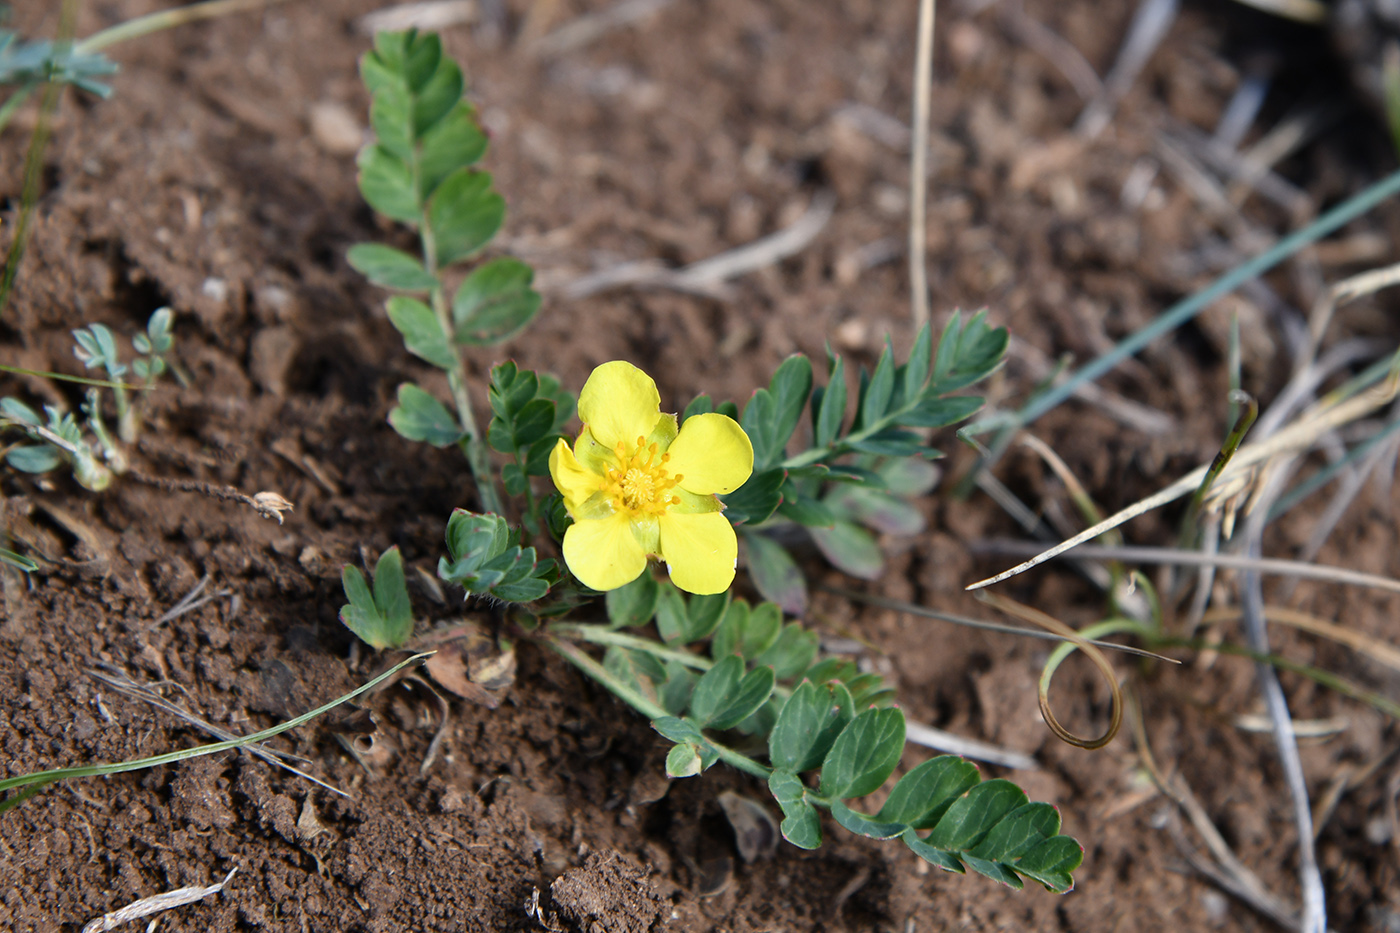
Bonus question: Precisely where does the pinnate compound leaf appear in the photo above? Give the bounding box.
[389,383,463,447]
[768,769,822,849]
[606,572,661,628]
[428,169,505,266]
[818,707,904,799]
[831,800,907,839]
[968,802,1061,862]
[347,243,438,291]
[876,755,981,827]
[809,520,883,580]
[386,296,456,370]
[452,258,541,345]
[487,398,554,453]
[742,532,807,617]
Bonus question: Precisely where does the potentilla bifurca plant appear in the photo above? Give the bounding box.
[338,28,1084,892]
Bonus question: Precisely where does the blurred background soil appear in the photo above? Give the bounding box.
[1,0,1398,930]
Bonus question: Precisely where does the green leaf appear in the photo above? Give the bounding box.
[444,509,509,565]
[732,600,781,660]
[708,665,776,731]
[768,679,854,773]
[858,341,896,430]
[964,855,1024,890]
[768,769,822,849]
[651,715,703,745]
[769,354,813,456]
[684,591,730,642]
[0,548,37,573]
[810,520,883,580]
[420,101,489,195]
[606,573,660,628]
[742,533,807,617]
[818,707,905,799]
[666,741,703,778]
[831,800,907,839]
[689,655,744,727]
[776,485,837,528]
[357,145,421,223]
[682,394,713,420]
[6,445,61,473]
[923,779,1029,852]
[452,258,542,345]
[603,646,660,703]
[902,322,933,399]
[411,53,463,137]
[721,467,785,525]
[386,296,456,370]
[846,428,924,457]
[902,827,965,874]
[968,802,1061,862]
[388,383,464,446]
[1,397,42,425]
[428,168,505,266]
[827,486,924,536]
[347,243,439,291]
[752,623,818,681]
[655,583,688,643]
[876,756,981,827]
[371,547,414,639]
[710,598,746,659]
[658,663,698,717]
[487,398,554,453]
[901,395,984,429]
[1012,835,1082,893]
[741,388,777,469]
[813,354,847,449]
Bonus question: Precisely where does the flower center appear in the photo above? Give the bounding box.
[603,436,683,517]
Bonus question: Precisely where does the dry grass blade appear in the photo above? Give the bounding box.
[1201,606,1400,674]
[968,366,1400,590]
[971,541,1400,598]
[356,0,478,34]
[1075,0,1179,139]
[81,867,238,933]
[1008,337,1175,434]
[908,0,936,327]
[902,720,1038,771]
[528,0,676,59]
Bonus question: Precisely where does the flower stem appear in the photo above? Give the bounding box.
[546,636,772,781]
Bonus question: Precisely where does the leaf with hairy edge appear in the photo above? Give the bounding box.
[923,779,1028,852]
[708,665,776,731]
[742,533,806,617]
[818,707,904,799]
[666,742,703,778]
[969,802,1061,863]
[831,801,906,840]
[768,769,821,849]
[876,755,981,828]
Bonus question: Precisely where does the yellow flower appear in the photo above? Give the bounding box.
[549,361,754,595]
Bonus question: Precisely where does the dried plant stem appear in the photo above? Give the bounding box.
[908,0,935,328]
[76,0,288,53]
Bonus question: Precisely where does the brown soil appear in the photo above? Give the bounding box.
[2,1,1398,931]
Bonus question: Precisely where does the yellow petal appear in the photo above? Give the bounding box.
[666,413,754,495]
[563,513,648,591]
[657,510,738,595]
[578,361,661,451]
[549,438,603,516]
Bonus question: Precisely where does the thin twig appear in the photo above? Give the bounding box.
[1074,0,1180,139]
[81,867,238,933]
[127,472,294,523]
[902,720,1039,771]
